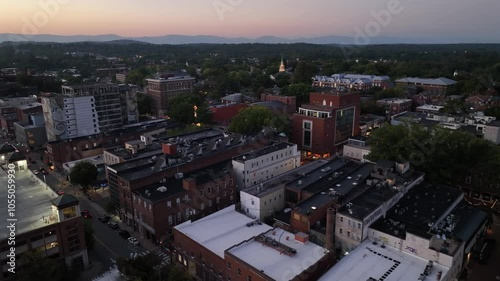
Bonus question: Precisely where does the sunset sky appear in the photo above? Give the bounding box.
[1,0,499,41]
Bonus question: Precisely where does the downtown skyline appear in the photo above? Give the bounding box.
[0,0,500,43]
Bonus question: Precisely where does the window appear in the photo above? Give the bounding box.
[167,201,172,208]
[207,187,212,194]
[347,231,350,237]
[339,228,343,234]
[339,217,344,222]
[227,262,231,269]
[177,212,181,221]
[168,215,173,225]
[237,269,241,276]
[201,203,205,210]
[358,223,361,229]
[247,276,252,281]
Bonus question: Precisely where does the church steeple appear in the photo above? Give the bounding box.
[279,56,286,73]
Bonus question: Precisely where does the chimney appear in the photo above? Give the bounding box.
[326,208,335,251]
[162,143,177,155]
[182,178,196,191]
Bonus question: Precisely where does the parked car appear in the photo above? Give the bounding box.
[39,167,47,174]
[56,189,64,195]
[108,221,119,229]
[127,237,139,246]
[33,170,39,175]
[119,230,131,239]
[98,215,110,223]
[81,210,92,219]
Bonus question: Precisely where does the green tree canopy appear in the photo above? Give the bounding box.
[367,122,500,184]
[69,161,98,190]
[228,106,289,135]
[83,220,95,249]
[136,92,154,115]
[280,83,313,106]
[117,253,162,281]
[167,94,212,124]
[485,106,500,119]
[291,61,317,84]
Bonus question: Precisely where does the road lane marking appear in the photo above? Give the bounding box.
[94,235,118,258]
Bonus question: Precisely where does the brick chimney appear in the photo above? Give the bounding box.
[182,178,196,191]
[162,143,177,155]
[326,208,335,251]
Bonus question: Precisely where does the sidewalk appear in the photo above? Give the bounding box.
[79,191,159,253]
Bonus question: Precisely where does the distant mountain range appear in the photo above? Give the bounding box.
[0,33,494,45]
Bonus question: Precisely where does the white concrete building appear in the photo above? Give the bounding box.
[319,239,451,281]
[484,121,500,144]
[342,137,371,162]
[335,161,425,252]
[232,142,300,190]
[42,95,99,141]
[240,160,329,220]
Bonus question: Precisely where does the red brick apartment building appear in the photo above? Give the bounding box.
[172,205,335,281]
[291,90,360,158]
[45,120,168,170]
[131,161,237,244]
[106,129,276,243]
[395,77,457,94]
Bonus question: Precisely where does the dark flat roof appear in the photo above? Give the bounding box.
[134,161,232,203]
[371,183,463,240]
[286,159,352,192]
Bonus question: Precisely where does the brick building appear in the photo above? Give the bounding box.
[0,191,89,280]
[209,103,248,125]
[172,205,334,281]
[291,90,360,158]
[376,98,412,116]
[145,74,195,117]
[395,77,456,94]
[131,161,236,244]
[106,128,275,235]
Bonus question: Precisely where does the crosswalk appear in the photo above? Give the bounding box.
[119,249,171,270]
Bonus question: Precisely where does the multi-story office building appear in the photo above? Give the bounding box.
[145,74,195,116]
[42,84,138,142]
[291,90,360,158]
[232,142,300,190]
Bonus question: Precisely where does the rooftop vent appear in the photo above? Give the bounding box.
[157,186,167,192]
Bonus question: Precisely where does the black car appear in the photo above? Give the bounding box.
[119,230,130,239]
[98,215,110,223]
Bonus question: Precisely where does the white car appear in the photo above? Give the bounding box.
[128,237,139,246]
[33,170,39,175]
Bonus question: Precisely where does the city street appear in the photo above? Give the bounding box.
[466,214,500,281]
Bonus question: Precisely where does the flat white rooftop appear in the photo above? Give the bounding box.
[228,228,328,281]
[174,205,272,258]
[0,170,58,239]
[63,155,104,173]
[319,239,449,281]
